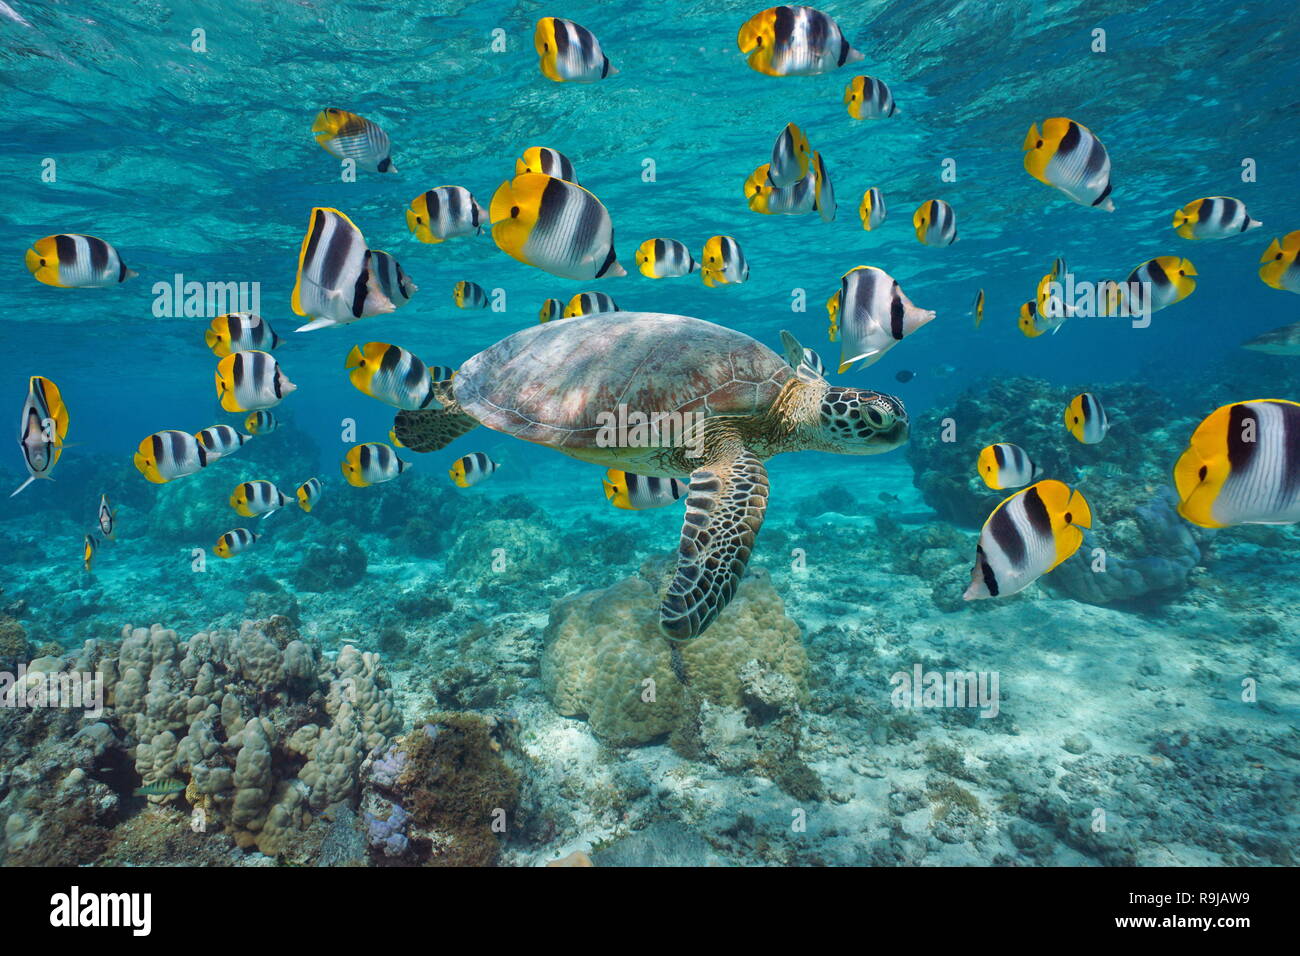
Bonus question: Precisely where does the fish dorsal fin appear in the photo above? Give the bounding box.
[780,330,821,383]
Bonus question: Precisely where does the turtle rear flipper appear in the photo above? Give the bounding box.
[660,446,769,640]
[393,408,479,452]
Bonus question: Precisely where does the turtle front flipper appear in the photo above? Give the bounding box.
[660,447,769,640]
[393,408,479,452]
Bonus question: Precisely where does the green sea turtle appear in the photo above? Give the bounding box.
[394,311,908,639]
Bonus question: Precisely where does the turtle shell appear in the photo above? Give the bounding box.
[452,312,792,448]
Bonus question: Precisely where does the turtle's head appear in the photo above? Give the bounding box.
[817,386,909,454]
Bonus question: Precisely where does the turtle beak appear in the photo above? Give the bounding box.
[866,392,908,450]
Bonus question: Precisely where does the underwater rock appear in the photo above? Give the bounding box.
[0,614,30,670]
[447,517,565,593]
[589,822,724,867]
[541,563,807,749]
[294,532,368,592]
[358,713,519,866]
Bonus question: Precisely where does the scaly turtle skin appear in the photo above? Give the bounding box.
[394,311,908,639]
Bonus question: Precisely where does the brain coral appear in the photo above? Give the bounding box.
[541,563,807,746]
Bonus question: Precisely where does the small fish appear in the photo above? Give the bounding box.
[636,238,698,278]
[204,313,280,358]
[215,350,296,413]
[12,376,69,497]
[913,199,957,246]
[844,75,897,119]
[801,348,826,377]
[827,290,841,341]
[539,298,564,323]
[811,151,836,223]
[603,469,687,510]
[972,288,985,329]
[878,491,900,504]
[291,207,396,331]
[516,147,579,184]
[964,480,1093,600]
[195,424,251,461]
[1258,230,1300,294]
[134,430,208,484]
[230,480,290,519]
[534,17,617,83]
[245,411,279,435]
[1023,117,1114,211]
[745,163,817,216]
[368,250,418,308]
[767,123,812,189]
[1105,256,1197,316]
[1017,299,1045,338]
[449,452,499,488]
[835,266,937,372]
[452,280,488,311]
[296,477,322,513]
[490,174,625,280]
[133,778,186,797]
[405,186,488,244]
[346,342,439,410]
[859,187,887,231]
[564,291,619,317]
[1032,256,1073,334]
[1174,399,1300,528]
[894,369,915,383]
[1064,392,1109,444]
[341,442,409,487]
[214,528,259,559]
[737,5,863,76]
[1242,321,1300,355]
[977,443,1043,490]
[1172,197,1261,241]
[82,533,96,572]
[701,236,749,287]
[97,493,116,540]
[25,234,136,288]
[311,108,395,173]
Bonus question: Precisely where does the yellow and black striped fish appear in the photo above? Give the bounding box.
[311,108,394,173]
[296,477,322,513]
[534,17,617,82]
[1174,399,1300,528]
[215,350,296,413]
[245,411,279,435]
[964,480,1092,600]
[1023,117,1114,211]
[603,469,688,510]
[292,207,395,331]
[12,376,68,497]
[977,443,1042,490]
[826,289,841,341]
[563,291,619,317]
[539,298,564,323]
[449,452,499,488]
[835,266,936,372]
[1104,256,1196,317]
[195,424,251,461]
[346,342,439,410]
[97,493,116,541]
[767,123,811,188]
[811,151,836,223]
[1172,196,1261,241]
[745,162,817,216]
[205,313,281,358]
[858,187,886,231]
[972,288,985,329]
[230,480,290,519]
[490,173,625,280]
[342,442,409,487]
[636,238,698,278]
[1063,392,1109,444]
[214,528,259,558]
[701,236,749,287]
[1258,230,1300,294]
[405,186,488,244]
[25,234,136,288]
[516,147,579,184]
[82,533,96,573]
[844,75,897,119]
[133,430,208,484]
[913,199,957,246]
[737,6,863,76]
[453,280,488,310]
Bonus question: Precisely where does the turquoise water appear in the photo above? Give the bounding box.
[0,1,1297,867]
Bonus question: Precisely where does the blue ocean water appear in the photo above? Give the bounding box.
[0,0,1297,869]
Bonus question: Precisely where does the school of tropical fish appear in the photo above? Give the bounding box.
[13,5,1299,612]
